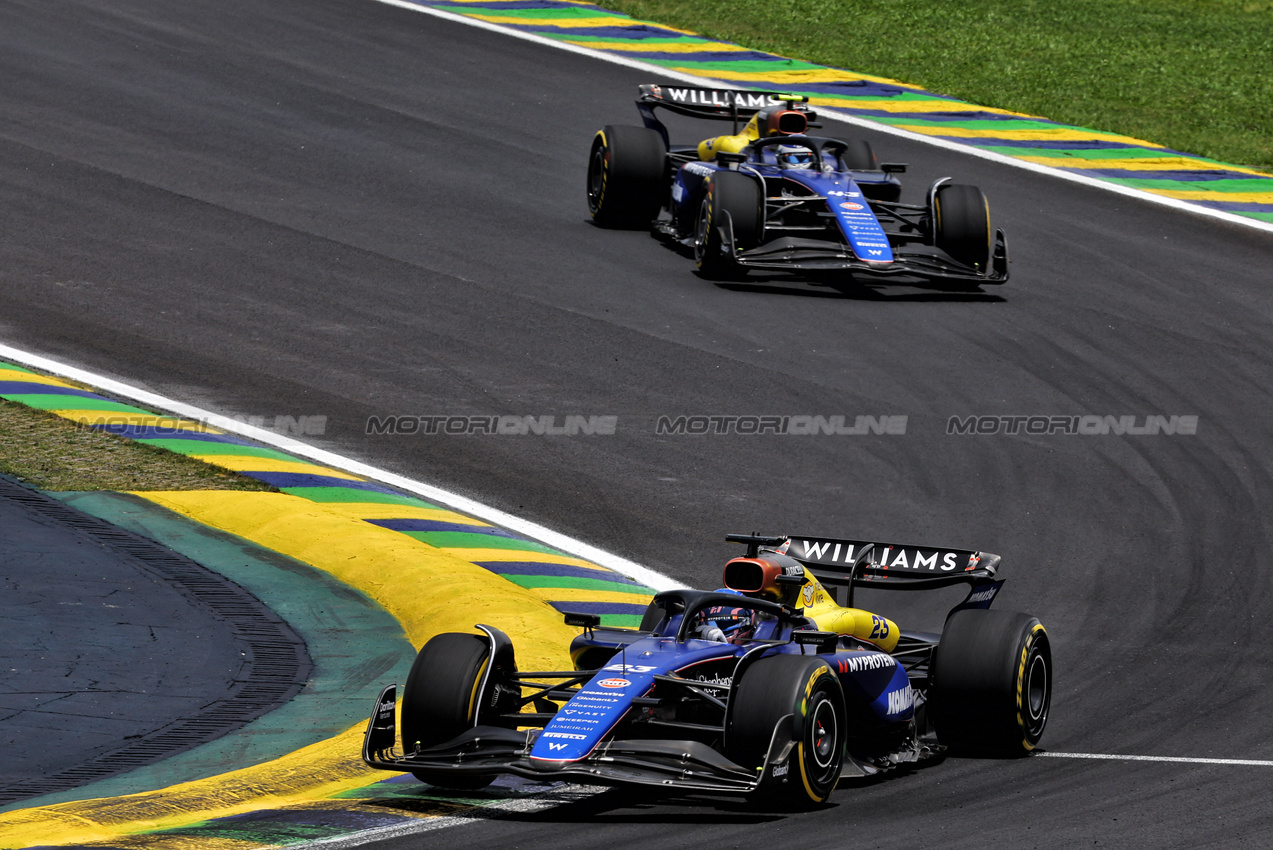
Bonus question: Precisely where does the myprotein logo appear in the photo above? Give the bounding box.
[655,415,906,436]
[947,415,1198,436]
[840,653,896,674]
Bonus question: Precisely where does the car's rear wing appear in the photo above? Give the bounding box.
[636,84,818,144]
[727,533,1003,611]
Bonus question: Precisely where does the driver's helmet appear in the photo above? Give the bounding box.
[693,592,760,644]
[777,145,814,169]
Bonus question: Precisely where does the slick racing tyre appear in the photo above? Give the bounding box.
[930,609,1051,757]
[401,632,508,789]
[836,138,879,171]
[587,124,666,229]
[694,170,762,280]
[932,183,992,272]
[727,655,845,807]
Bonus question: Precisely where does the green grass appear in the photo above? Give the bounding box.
[0,397,276,492]
[604,0,1273,172]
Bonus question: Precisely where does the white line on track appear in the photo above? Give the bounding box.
[300,784,603,849]
[1037,751,1273,767]
[375,0,1273,237]
[0,342,681,591]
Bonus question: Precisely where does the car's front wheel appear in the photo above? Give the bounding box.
[401,632,509,789]
[727,655,845,807]
[932,183,992,272]
[694,171,761,279]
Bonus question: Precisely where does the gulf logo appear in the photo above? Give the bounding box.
[597,678,631,689]
[840,201,865,211]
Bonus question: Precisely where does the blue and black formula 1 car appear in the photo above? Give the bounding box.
[362,533,1051,806]
[586,84,1009,289]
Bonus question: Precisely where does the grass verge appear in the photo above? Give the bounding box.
[604,0,1273,172]
[0,398,276,492]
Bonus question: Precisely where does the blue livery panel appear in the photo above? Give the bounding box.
[531,640,736,763]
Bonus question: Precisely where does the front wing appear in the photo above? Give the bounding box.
[362,685,796,796]
[726,230,1010,284]
[733,233,1009,283]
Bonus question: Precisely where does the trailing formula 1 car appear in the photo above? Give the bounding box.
[586,85,1009,288]
[362,533,1051,806]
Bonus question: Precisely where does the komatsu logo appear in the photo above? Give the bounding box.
[887,686,914,716]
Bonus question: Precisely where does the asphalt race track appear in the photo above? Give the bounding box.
[2,0,1273,845]
[0,478,308,806]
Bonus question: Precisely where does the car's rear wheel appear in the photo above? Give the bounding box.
[930,609,1051,756]
[837,139,879,171]
[727,655,845,807]
[694,171,762,280]
[933,183,992,271]
[401,632,506,789]
[586,124,666,229]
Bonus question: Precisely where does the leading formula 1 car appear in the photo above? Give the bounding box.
[362,532,1051,806]
[586,85,1009,289]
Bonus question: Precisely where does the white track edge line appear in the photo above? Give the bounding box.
[378,0,1273,237]
[1037,751,1273,767]
[299,784,603,849]
[0,342,682,592]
